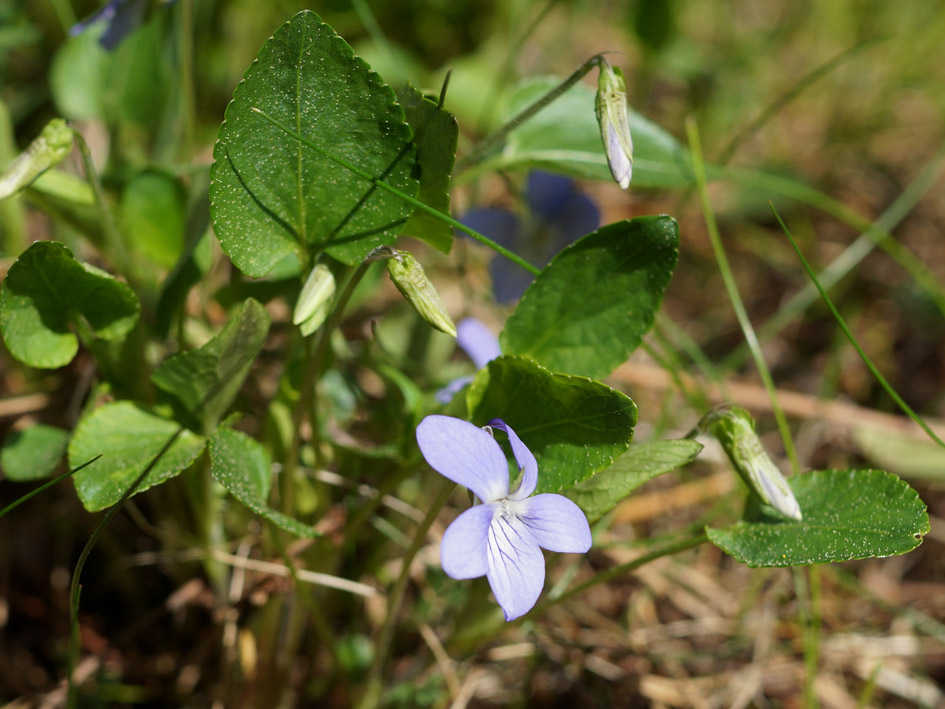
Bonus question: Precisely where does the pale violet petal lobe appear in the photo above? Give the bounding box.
[434,375,475,405]
[416,415,509,502]
[487,418,538,501]
[519,493,592,554]
[440,503,495,579]
[456,318,501,370]
[607,123,632,190]
[487,514,545,621]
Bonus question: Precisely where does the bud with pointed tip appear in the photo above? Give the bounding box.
[385,249,456,337]
[698,406,803,521]
[0,118,74,200]
[595,60,633,190]
[293,263,335,336]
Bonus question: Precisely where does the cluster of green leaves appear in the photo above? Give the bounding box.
[0,9,930,591]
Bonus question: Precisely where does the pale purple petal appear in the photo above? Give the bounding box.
[487,418,537,501]
[487,514,545,621]
[519,494,592,554]
[416,415,509,503]
[434,375,475,404]
[440,503,495,579]
[456,318,501,370]
[607,123,632,189]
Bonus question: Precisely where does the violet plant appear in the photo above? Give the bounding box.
[0,5,937,707]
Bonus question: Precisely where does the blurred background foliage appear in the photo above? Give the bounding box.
[1,0,944,706]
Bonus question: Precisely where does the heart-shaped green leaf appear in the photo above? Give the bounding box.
[0,241,139,368]
[565,439,703,522]
[69,402,206,512]
[475,76,698,188]
[707,469,929,567]
[1,425,70,481]
[466,355,636,493]
[209,427,319,538]
[501,215,679,379]
[151,298,270,433]
[210,10,419,276]
[398,85,457,253]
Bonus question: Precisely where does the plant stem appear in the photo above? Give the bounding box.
[176,0,197,159]
[72,131,131,277]
[686,118,801,474]
[456,52,605,174]
[357,478,455,709]
[250,108,540,276]
[524,532,708,622]
[772,205,945,450]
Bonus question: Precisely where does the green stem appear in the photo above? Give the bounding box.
[357,478,455,709]
[250,108,540,277]
[772,205,945,450]
[524,532,708,623]
[456,52,605,174]
[0,455,101,520]
[48,0,77,33]
[351,0,400,83]
[72,131,131,277]
[687,118,801,474]
[176,0,197,159]
[67,427,185,708]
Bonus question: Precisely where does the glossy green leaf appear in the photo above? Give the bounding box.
[151,298,270,433]
[501,215,679,379]
[478,76,697,188]
[1,425,70,481]
[397,85,457,253]
[209,427,319,538]
[210,10,419,276]
[564,439,703,522]
[466,355,636,493]
[121,170,186,269]
[69,402,207,512]
[707,469,929,567]
[0,241,140,368]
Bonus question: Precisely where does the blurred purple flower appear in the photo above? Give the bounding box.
[416,415,592,621]
[435,317,501,404]
[70,0,176,51]
[461,171,600,303]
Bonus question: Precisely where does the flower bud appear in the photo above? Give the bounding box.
[698,406,802,520]
[293,263,335,335]
[386,249,456,337]
[595,60,633,190]
[0,118,75,200]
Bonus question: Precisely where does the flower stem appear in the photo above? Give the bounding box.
[686,118,800,475]
[522,532,708,622]
[455,53,607,174]
[357,478,456,709]
[73,131,131,278]
[250,107,541,276]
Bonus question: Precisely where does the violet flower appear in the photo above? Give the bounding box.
[461,171,599,303]
[434,318,501,404]
[416,415,592,621]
